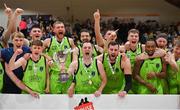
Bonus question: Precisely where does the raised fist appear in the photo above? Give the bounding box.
[15,8,24,16]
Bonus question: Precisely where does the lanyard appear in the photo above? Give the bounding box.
[107,55,118,74]
[82,58,93,85]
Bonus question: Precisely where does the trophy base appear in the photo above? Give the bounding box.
[59,73,69,83]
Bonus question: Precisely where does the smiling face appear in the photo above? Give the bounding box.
[80,32,91,43]
[156,37,167,49]
[145,40,156,56]
[30,27,42,41]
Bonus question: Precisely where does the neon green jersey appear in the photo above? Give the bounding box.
[138,58,163,94]
[167,59,180,94]
[22,56,46,94]
[75,58,101,94]
[102,53,125,93]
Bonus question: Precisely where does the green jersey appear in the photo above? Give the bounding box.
[0,43,4,92]
[167,59,180,94]
[46,36,73,94]
[46,36,72,71]
[126,43,142,94]
[126,43,143,69]
[22,56,46,94]
[0,62,4,92]
[102,53,125,93]
[75,58,101,94]
[138,58,163,94]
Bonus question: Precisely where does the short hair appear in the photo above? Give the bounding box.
[146,38,157,46]
[156,33,167,40]
[11,32,24,39]
[30,24,41,31]
[108,41,119,48]
[128,29,139,35]
[80,29,89,33]
[53,21,64,28]
[31,40,43,46]
[82,41,92,47]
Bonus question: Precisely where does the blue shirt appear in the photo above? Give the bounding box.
[1,46,30,93]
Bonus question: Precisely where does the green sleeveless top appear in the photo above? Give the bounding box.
[0,43,4,92]
[22,56,46,94]
[139,58,163,94]
[75,58,101,94]
[126,43,142,70]
[102,53,124,93]
[167,59,180,94]
[46,36,72,71]
[0,62,4,92]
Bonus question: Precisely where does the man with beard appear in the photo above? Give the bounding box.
[76,29,103,59]
[156,33,168,51]
[67,42,107,97]
[133,39,166,94]
[43,21,76,94]
[96,41,132,97]
[9,40,50,98]
[165,40,180,94]
[1,32,30,93]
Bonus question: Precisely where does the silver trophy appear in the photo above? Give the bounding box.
[53,49,74,83]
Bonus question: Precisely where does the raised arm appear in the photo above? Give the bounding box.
[164,53,179,72]
[2,7,24,47]
[94,9,104,47]
[9,49,26,70]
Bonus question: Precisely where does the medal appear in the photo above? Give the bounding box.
[107,56,118,75]
[89,80,92,85]
[33,63,38,76]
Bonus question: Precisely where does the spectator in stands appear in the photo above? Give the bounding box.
[19,17,27,36]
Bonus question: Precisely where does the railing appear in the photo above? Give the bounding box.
[0,94,179,110]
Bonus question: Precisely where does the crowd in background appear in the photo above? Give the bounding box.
[16,15,180,46]
[0,5,180,98]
